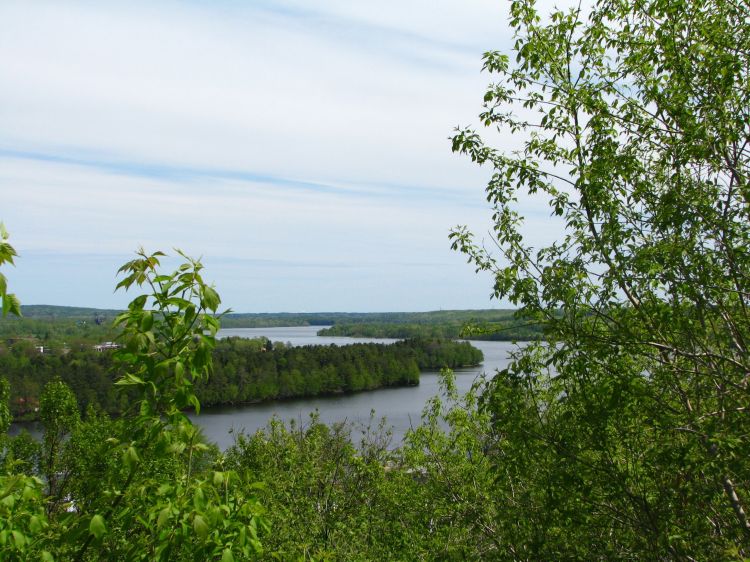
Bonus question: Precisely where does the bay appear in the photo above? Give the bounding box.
[191,326,519,449]
[9,326,522,450]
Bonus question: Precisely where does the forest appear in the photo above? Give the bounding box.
[317,319,543,341]
[2,0,750,559]
[0,305,527,346]
[1,336,482,419]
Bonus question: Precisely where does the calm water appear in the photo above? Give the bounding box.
[10,327,522,449]
[190,326,520,449]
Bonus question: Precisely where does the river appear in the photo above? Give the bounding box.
[9,327,522,450]
[190,326,520,449]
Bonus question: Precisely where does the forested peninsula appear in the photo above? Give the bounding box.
[1,305,536,345]
[317,320,543,341]
[2,336,482,420]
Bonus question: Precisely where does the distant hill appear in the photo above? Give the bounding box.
[220,309,518,328]
[3,306,526,345]
[13,305,521,329]
[19,305,123,319]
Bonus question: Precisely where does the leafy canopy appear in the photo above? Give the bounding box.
[451,0,750,558]
[0,248,266,561]
[0,223,21,318]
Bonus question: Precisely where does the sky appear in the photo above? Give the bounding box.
[0,0,563,312]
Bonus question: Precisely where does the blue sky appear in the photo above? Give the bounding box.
[0,0,563,312]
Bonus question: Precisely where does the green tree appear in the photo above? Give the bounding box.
[39,378,80,507]
[0,223,21,318]
[0,247,267,560]
[0,226,48,561]
[0,377,10,438]
[451,0,750,558]
[63,248,268,560]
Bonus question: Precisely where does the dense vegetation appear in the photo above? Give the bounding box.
[443,0,750,557]
[318,318,543,340]
[1,336,481,419]
[200,337,481,406]
[222,309,519,328]
[0,317,119,351]
[1,249,269,560]
[1,306,526,347]
[2,0,749,559]
[222,384,499,560]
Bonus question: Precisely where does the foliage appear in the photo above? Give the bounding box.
[392,370,501,559]
[1,336,481,420]
[39,378,80,506]
[318,319,543,340]
[0,316,119,351]
[112,248,224,420]
[226,414,398,560]
[0,377,10,436]
[1,248,268,560]
[0,223,21,318]
[0,307,527,347]
[221,308,519,329]
[450,0,750,557]
[222,371,506,561]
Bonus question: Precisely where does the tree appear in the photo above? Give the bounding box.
[0,247,268,560]
[0,223,21,317]
[450,0,750,558]
[67,248,268,560]
[39,378,80,507]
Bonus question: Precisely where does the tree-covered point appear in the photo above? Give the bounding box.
[0,306,526,346]
[213,308,521,328]
[0,317,120,350]
[1,336,482,420]
[318,319,543,341]
[1,307,528,352]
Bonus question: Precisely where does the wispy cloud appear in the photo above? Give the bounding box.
[0,0,565,311]
[0,148,487,205]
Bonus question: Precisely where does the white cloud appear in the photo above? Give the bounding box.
[0,0,568,311]
[0,0,501,187]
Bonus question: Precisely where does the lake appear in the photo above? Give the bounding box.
[191,326,520,449]
[10,326,522,450]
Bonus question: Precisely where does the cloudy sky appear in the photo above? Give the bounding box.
[0,0,560,312]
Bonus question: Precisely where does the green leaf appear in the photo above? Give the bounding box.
[193,488,206,510]
[2,293,21,317]
[8,294,21,316]
[155,360,170,379]
[221,548,235,562]
[11,530,26,547]
[203,286,221,311]
[129,294,148,310]
[123,446,140,471]
[193,514,209,539]
[174,361,185,380]
[140,310,154,331]
[115,373,146,387]
[189,394,201,415]
[89,514,106,539]
[157,507,171,529]
[29,515,42,534]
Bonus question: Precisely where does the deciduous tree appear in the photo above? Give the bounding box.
[451,0,750,557]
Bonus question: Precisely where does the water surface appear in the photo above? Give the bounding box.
[10,326,523,450]
[190,326,519,449]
